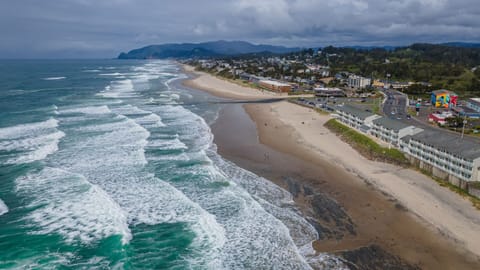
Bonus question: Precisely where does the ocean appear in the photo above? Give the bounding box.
[0,60,347,269]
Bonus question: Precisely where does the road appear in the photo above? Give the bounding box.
[382,89,408,120]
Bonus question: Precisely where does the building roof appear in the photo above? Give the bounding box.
[431,89,457,96]
[372,117,411,132]
[402,129,480,160]
[314,87,343,92]
[468,98,480,106]
[335,104,375,120]
[359,124,371,132]
[259,80,290,87]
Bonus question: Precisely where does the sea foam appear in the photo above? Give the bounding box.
[59,105,112,115]
[0,119,64,164]
[0,199,8,216]
[148,101,315,269]
[50,103,226,267]
[0,119,58,140]
[42,77,66,80]
[16,167,131,244]
[97,80,136,98]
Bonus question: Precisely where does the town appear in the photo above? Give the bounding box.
[185,50,480,198]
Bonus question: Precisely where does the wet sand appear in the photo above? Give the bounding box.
[180,64,480,269]
[211,103,480,269]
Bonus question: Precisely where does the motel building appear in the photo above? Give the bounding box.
[400,130,480,188]
[370,117,423,147]
[258,80,292,93]
[334,105,380,132]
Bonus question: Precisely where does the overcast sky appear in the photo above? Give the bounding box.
[1,0,479,58]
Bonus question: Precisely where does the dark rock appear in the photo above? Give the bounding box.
[339,245,421,270]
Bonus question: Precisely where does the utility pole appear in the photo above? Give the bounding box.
[461,115,467,139]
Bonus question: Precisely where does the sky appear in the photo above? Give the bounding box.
[0,0,479,58]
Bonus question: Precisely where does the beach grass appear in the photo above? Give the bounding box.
[324,119,410,166]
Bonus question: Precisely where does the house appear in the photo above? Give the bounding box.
[428,111,453,125]
[239,73,252,81]
[400,130,480,187]
[370,117,423,146]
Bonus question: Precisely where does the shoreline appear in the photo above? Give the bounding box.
[181,64,287,100]
[181,64,480,269]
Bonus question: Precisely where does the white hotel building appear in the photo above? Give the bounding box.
[347,74,371,89]
[334,104,480,191]
[370,117,423,147]
[334,105,380,132]
[400,130,480,187]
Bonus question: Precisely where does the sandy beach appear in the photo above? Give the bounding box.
[182,64,313,100]
[182,65,480,269]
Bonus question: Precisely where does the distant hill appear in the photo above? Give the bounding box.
[341,45,398,51]
[118,40,301,59]
[440,42,480,48]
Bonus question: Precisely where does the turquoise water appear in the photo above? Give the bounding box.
[0,60,345,269]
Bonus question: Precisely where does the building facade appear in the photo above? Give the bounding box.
[334,105,380,131]
[258,80,292,92]
[466,98,480,112]
[431,89,458,108]
[370,117,423,146]
[332,104,480,190]
[347,75,371,89]
[314,87,345,97]
[400,130,480,187]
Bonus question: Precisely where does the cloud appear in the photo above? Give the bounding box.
[0,0,479,58]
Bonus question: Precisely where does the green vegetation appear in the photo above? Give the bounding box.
[191,43,480,97]
[320,44,480,97]
[372,103,380,115]
[324,119,409,166]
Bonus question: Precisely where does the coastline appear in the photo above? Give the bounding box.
[181,64,286,100]
[181,64,480,269]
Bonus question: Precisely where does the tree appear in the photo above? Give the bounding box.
[445,116,463,128]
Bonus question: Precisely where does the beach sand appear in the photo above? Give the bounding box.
[182,65,480,269]
[182,64,313,100]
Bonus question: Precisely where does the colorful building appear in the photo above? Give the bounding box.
[431,89,458,108]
